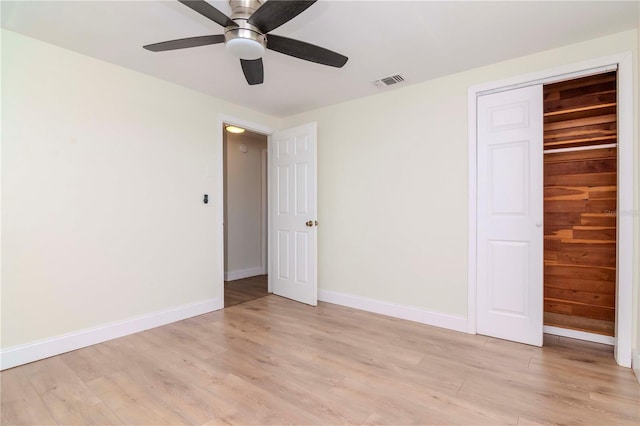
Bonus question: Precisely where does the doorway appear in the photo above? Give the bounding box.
[468,53,633,367]
[217,116,319,309]
[223,124,269,307]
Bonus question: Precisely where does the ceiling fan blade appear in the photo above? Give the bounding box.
[267,34,348,68]
[143,34,225,52]
[248,0,316,34]
[241,58,264,85]
[178,0,237,28]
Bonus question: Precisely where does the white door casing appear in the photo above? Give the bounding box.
[269,122,318,306]
[476,85,544,346]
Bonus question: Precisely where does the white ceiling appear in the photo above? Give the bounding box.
[2,1,638,117]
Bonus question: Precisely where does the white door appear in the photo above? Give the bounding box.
[269,122,317,306]
[477,85,543,346]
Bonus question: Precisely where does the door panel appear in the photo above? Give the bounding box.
[295,163,308,213]
[277,230,289,279]
[277,166,290,214]
[295,231,309,283]
[270,123,317,306]
[488,240,529,315]
[477,85,543,346]
[489,142,529,215]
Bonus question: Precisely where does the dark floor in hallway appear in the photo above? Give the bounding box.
[224,274,268,307]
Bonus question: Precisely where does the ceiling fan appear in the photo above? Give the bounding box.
[143,0,348,85]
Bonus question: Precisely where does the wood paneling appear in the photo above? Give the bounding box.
[543,72,617,150]
[544,312,614,336]
[543,72,617,336]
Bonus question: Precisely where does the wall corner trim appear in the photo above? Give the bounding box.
[318,290,468,333]
[0,297,223,370]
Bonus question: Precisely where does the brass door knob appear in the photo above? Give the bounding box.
[305,220,313,227]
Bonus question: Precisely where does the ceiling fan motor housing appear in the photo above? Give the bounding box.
[224,0,266,59]
[228,0,263,19]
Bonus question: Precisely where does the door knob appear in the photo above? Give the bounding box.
[305,220,313,227]
[535,222,542,228]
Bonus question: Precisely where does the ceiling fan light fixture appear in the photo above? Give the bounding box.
[226,125,246,134]
[225,37,265,60]
[224,21,266,60]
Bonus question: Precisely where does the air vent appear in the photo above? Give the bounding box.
[372,74,405,87]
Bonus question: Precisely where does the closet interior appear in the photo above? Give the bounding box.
[542,71,618,337]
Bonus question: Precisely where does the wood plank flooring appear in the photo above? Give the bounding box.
[2,295,638,425]
[224,275,268,307]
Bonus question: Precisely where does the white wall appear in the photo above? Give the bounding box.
[283,30,639,329]
[224,131,267,279]
[0,29,278,353]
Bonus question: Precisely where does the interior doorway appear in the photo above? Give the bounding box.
[223,123,269,307]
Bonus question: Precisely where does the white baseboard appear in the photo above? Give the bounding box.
[633,350,640,384]
[543,325,615,346]
[318,290,468,333]
[0,297,223,370]
[224,266,265,281]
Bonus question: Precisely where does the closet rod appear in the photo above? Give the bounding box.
[543,143,617,154]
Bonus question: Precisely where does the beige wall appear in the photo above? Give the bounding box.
[224,131,267,276]
[2,26,639,369]
[283,30,639,338]
[0,29,278,349]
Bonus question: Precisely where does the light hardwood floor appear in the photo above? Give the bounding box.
[2,295,638,425]
[224,275,268,308]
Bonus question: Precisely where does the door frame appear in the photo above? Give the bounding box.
[261,148,268,276]
[467,52,634,367]
[217,114,275,298]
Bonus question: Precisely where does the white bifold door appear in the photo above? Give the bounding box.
[477,85,544,346]
[269,122,318,306]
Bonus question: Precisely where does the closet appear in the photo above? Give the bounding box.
[542,72,617,337]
